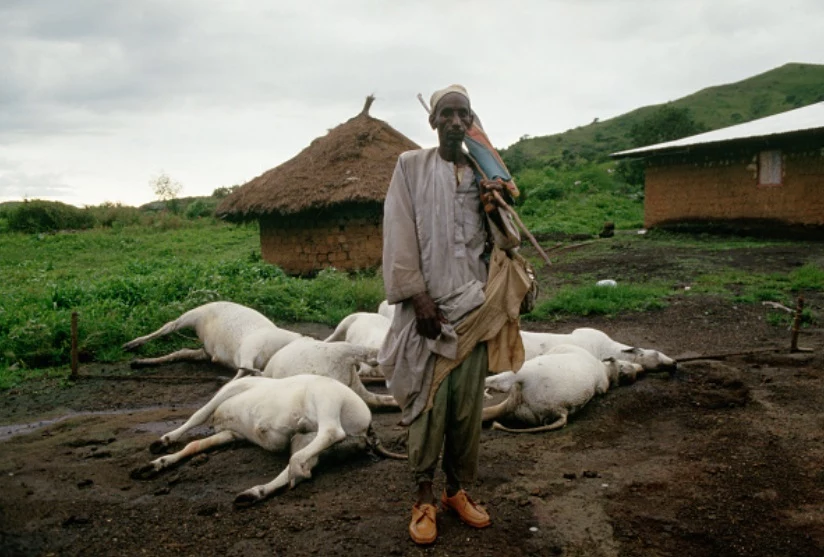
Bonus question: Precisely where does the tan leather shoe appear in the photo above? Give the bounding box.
[441,489,491,528]
[409,503,437,545]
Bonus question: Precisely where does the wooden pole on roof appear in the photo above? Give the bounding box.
[361,95,375,116]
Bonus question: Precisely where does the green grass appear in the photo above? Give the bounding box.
[689,264,824,304]
[525,283,670,320]
[2,214,822,387]
[0,221,384,380]
[640,229,794,250]
[513,163,644,235]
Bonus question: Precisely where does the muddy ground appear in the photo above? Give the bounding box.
[1,238,823,557]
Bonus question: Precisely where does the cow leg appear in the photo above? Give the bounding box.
[131,348,209,368]
[233,433,321,507]
[285,426,346,487]
[151,380,253,453]
[132,430,238,479]
[323,314,355,342]
[230,366,261,381]
[357,362,386,381]
[122,319,185,351]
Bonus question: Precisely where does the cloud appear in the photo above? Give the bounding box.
[0,168,74,201]
[0,0,822,205]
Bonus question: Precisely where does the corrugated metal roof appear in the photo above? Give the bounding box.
[611,101,824,158]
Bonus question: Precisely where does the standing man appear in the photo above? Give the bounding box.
[379,85,521,545]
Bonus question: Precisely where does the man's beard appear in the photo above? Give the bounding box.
[442,135,463,157]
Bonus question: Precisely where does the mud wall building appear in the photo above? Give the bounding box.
[216,97,419,275]
[612,102,824,232]
[258,207,383,275]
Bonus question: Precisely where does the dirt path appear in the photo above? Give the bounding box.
[1,243,823,556]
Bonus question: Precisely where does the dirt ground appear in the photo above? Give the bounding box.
[2,239,823,557]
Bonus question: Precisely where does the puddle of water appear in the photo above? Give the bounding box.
[0,405,201,442]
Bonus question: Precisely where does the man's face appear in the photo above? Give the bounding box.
[429,93,473,151]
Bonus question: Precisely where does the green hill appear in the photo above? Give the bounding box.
[502,62,824,171]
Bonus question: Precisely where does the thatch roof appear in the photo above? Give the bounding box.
[216,96,420,220]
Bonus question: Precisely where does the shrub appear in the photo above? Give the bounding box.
[7,200,96,233]
[184,198,217,219]
[85,202,143,228]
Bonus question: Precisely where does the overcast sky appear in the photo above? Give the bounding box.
[1,0,822,207]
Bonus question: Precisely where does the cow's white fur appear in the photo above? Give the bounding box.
[131,375,403,506]
[520,328,675,371]
[324,312,391,381]
[262,337,398,410]
[324,312,390,350]
[483,344,643,433]
[377,300,396,320]
[122,301,302,379]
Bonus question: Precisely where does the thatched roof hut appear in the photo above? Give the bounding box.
[216,96,420,275]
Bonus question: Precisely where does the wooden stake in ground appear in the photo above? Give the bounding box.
[790,295,805,352]
[70,311,79,380]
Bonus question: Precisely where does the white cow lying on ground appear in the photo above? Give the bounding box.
[324,312,391,382]
[324,312,391,350]
[131,375,405,506]
[122,301,302,380]
[482,344,643,433]
[262,337,398,410]
[377,300,396,320]
[520,328,676,371]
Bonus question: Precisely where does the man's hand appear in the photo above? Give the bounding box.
[480,179,507,211]
[411,292,447,339]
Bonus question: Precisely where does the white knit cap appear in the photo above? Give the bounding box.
[430,84,470,113]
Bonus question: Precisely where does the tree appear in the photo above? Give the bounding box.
[150,172,182,201]
[212,185,240,199]
[149,172,183,213]
[629,105,708,148]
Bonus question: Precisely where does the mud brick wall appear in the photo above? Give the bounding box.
[259,212,383,275]
[644,147,824,228]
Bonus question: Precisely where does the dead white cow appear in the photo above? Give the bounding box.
[377,300,396,320]
[324,312,391,350]
[262,337,398,410]
[520,328,676,371]
[122,301,302,379]
[482,344,643,433]
[324,312,391,382]
[131,375,405,506]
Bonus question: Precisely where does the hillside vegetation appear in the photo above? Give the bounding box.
[502,62,824,171]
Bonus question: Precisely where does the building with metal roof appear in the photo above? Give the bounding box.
[610,102,824,233]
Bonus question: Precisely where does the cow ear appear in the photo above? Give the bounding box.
[622,347,641,354]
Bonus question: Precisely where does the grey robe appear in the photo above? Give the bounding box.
[378,147,519,424]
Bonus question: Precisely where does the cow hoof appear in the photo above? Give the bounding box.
[131,464,160,480]
[233,493,259,508]
[149,440,169,454]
